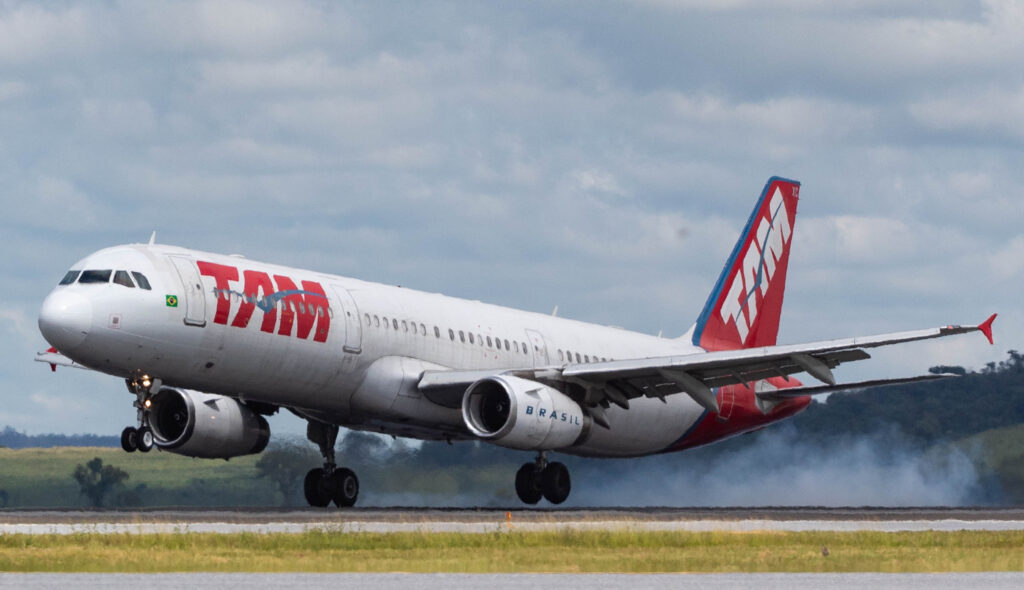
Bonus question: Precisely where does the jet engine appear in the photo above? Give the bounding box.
[461,375,589,450]
[149,388,270,459]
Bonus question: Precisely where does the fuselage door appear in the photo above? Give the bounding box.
[332,286,362,354]
[525,329,550,367]
[168,256,207,327]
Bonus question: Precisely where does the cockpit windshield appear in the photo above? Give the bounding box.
[59,269,152,290]
[58,270,80,285]
[78,270,112,284]
[131,272,152,290]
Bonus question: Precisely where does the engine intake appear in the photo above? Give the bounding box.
[462,375,588,451]
[149,388,270,459]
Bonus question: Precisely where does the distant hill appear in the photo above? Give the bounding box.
[0,426,118,449]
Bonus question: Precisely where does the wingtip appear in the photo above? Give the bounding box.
[978,313,997,345]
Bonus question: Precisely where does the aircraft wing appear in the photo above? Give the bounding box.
[419,315,996,414]
[34,347,90,372]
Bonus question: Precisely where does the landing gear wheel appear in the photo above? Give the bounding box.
[304,468,331,507]
[136,427,154,453]
[515,463,543,504]
[121,427,138,453]
[541,461,571,505]
[329,468,359,507]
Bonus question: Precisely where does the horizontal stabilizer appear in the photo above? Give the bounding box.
[755,373,958,401]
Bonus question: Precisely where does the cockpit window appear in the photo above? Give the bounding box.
[58,270,80,286]
[78,270,112,284]
[131,272,152,290]
[113,270,135,288]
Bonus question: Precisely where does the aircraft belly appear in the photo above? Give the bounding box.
[569,396,705,458]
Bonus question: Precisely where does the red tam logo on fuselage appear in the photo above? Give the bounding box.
[197,261,331,343]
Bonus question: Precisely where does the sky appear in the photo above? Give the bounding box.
[1,0,1021,436]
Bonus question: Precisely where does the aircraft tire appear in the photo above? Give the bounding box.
[541,462,571,505]
[514,463,543,504]
[303,468,331,507]
[136,427,154,453]
[330,468,359,507]
[120,427,138,452]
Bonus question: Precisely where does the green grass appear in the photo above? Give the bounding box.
[0,447,277,507]
[0,530,1021,572]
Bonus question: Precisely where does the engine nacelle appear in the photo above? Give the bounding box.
[461,375,589,451]
[149,388,270,459]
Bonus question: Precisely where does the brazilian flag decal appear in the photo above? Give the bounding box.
[166,295,179,308]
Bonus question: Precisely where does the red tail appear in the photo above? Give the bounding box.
[691,177,800,351]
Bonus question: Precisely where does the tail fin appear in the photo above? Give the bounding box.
[691,177,800,351]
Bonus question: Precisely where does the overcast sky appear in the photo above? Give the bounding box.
[1,0,1020,436]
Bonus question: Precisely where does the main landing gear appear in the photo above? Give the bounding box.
[121,373,160,454]
[515,452,571,505]
[303,421,359,508]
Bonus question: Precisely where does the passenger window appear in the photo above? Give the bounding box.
[112,271,135,288]
[298,302,306,314]
[566,350,572,363]
[486,336,492,347]
[78,270,112,284]
[374,315,380,327]
[448,328,455,341]
[468,333,474,344]
[513,341,519,353]
[421,323,427,336]
[504,339,510,351]
[59,270,80,286]
[392,319,398,330]
[459,330,465,343]
[558,350,564,361]
[522,342,528,354]
[402,320,408,332]
[383,316,389,328]
[131,272,152,290]
[575,352,582,363]
[365,314,371,326]
[434,326,440,338]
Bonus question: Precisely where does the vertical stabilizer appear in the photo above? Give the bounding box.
[691,177,800,351]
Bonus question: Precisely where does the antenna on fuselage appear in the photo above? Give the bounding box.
[552,305,558,317]
[148,231,156,245]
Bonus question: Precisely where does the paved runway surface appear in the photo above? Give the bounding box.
[2,507,1023,534]
[2,573,1023,590]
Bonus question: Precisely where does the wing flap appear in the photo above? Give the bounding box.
[754,374,957,401]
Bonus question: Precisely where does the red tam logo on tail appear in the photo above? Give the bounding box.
[692,178,800,351]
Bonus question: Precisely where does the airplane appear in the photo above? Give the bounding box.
[36,177,996,507]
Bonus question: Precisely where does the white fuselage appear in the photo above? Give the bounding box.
[41,243,714,457]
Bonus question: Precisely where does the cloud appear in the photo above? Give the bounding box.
[0,0,1018,438]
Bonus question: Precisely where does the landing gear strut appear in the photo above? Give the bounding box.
[121,373,160,453]
[514,452,571,505]
[304,421,359,508]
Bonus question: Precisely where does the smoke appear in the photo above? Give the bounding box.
[566,425,983,507]
[336,424,986,508]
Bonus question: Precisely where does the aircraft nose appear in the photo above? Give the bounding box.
[38,290,92,352]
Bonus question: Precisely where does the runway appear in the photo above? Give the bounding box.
[3,507,1023,535]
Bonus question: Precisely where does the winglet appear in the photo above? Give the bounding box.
[978,313,997,345]
[46,346,58,372]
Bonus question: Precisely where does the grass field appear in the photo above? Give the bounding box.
[0,447,278,508]
[0,530,1022,573]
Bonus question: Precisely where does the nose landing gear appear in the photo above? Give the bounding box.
[514,451,571,505]
[121,373,159,453]
[304,421,359,508]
